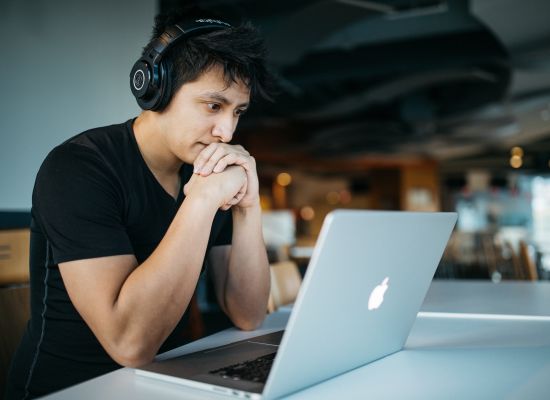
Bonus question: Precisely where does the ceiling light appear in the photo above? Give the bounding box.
[300,206,315,221]
[276,172,292,186]
[510,146,524,157]
[510,155,522,169]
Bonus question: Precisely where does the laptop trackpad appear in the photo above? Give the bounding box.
[137,330,285,387]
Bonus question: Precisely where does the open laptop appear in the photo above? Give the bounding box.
[136,210,457,399]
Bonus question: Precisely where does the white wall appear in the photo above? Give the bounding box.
[0,0,156,210]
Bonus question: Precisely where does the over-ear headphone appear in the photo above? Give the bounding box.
[130,18,232,111]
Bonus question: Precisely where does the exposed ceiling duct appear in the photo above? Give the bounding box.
[171,0,550,169]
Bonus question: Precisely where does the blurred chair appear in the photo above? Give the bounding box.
[0,229,31,393]
[0,229,30,285]
[267,261,302,313]
[519,240,539,281]
[499,240,523,280]
[0,284,30,395]
[262,210,296,263]
[481,233,498,279]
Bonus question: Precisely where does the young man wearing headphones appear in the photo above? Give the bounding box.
[7,8,274,399]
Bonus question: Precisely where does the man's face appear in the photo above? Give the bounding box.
[159,64,251,165]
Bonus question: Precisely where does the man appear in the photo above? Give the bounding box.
[7,8,274,399]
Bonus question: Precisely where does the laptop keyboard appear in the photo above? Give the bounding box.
[209,352,276,383]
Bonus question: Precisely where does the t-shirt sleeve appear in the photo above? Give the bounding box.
[33,143,133,264]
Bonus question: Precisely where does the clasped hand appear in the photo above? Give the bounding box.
[184,143,259,210]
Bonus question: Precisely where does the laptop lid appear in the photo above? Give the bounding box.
[136,210,456,399]
[262,210,457,399]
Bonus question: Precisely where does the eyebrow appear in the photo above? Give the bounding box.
[200,92,249,108]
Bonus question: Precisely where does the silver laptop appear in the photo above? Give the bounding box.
[136,210,457,399]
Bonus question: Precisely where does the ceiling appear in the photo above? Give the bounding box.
[166,0,550,175]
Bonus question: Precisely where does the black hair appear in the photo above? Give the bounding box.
[148,6,275,110]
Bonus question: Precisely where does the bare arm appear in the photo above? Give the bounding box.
[59,166,247,367]
[212,205,270,331]
[201,147,270,330]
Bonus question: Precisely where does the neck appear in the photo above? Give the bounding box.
[133,111,182,177]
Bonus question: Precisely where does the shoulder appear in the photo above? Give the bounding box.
[34,120,135,203]
[66,120,134,154]
[38,120,134,180]
[63,119,135,165]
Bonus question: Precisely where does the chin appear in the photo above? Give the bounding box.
[182,146,203,164]
[173,150,192,165]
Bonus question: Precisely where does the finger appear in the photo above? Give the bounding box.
[233,190,245,203]
[200,146,229,176]
[225,192,243,207]
[236,180,248,202]
[212,153,251,173]
[231,194,244,205]
[194,143,219,173]
[212,153,236,174]
[195,144,250,173]
[221,203,233,211]
[233,145,250,157]
[226,179,247,207]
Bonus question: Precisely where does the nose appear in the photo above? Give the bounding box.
[212,115,237,143]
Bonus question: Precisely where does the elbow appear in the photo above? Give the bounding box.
[225,293,270,331]
[233,314,266,331]
[115,353,154,368]
[107,341,156,368]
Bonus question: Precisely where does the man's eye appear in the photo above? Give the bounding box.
[208,103,221,111]
[235,108,247,116]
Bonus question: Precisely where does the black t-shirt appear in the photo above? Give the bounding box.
[6,119,232,399]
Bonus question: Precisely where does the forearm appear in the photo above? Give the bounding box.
[109,195,217,365]
[225,204,270,330]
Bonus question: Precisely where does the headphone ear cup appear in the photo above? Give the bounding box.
[130,60,151,100]
[131,20,232,111]
[154,60,172,112]
[130,58,163,110]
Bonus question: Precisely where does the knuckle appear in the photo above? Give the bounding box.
[214,147,226,157]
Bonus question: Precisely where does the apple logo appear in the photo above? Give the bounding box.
[368,277,389,310]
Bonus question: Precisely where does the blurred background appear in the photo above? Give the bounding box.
[2,1,550,375]
[2,0,550,390]
[190,0,550,283]
[2,0,550,282]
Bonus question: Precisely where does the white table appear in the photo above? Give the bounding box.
[42,280,550,399]
[422,279,550,318]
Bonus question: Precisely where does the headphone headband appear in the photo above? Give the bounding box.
[130,18,232,111]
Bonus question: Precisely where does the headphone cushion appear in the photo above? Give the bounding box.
[131,20,232,111]
[154,60,172,111]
